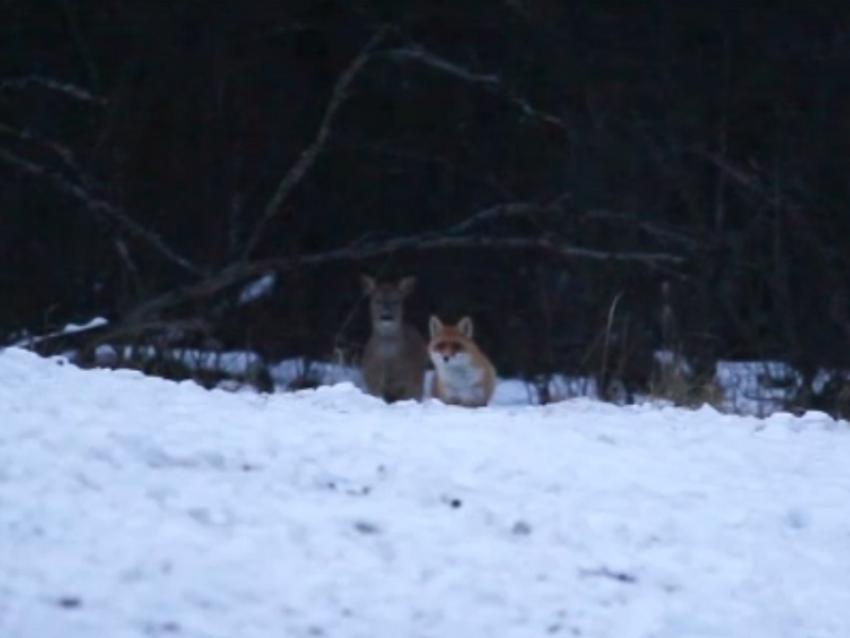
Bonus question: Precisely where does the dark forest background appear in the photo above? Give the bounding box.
[3,0,850,415]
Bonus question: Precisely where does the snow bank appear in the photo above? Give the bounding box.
[1,347,848,638]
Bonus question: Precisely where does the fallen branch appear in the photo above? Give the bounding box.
[241,25,390,260]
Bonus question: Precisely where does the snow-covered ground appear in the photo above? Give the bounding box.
[1,347,849,638]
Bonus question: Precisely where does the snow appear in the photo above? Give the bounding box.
[11,316,109,348]
[238,274,277,305]
[1,347,849,638]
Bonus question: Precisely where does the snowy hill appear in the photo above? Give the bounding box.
[1,347,849,638]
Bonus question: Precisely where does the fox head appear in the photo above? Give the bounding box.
[428,315,476,366]
[361,274,417,335]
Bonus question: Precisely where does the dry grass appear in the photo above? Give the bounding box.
[649,357,724,410]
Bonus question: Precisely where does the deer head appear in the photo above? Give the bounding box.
[361,275,417,336]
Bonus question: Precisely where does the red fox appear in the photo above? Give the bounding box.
[360,275,429,403]
[428,315,497,408]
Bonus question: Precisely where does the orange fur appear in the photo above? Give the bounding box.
[428,315,497,408]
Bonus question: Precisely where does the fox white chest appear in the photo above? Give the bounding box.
[433,361,487,404]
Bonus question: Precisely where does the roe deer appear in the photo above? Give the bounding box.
[360,274,428,403]
[428,315,497,407]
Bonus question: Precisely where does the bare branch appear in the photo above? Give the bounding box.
[240,31,571,262]
[285,233,685,267]
[579,209,703,248]
[386,44,501,85]
[241,26,390,260]
[119,234,682,330]
[0,148,204,276]
[0,76,107,105]
[696,150,803,214]
[0,121,96,190]
[383,43,569,134]
[447,199,566,235]
[113,201,684,328]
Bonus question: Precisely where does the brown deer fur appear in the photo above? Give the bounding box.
[359,275,428,403]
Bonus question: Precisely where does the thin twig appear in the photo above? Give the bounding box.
[0,121,96,190]
[383,43,569,134]
[0,75,107,105]
[580,209,702,248]
[695,149,803,214]
[447,200,565,235]
[385,44,500,85]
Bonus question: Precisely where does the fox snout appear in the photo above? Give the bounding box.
[431,340,463,363]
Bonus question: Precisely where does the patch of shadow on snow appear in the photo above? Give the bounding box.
[578,566,638,584]
[54,595,83,609]
[352,520,382,535]
[141,620,182,636]
[439,495,463,509]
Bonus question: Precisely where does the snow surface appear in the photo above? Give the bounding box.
[1,347,849,638]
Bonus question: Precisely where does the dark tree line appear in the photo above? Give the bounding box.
[2,1,850,414]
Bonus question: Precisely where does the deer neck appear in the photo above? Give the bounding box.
[372,318,403,338]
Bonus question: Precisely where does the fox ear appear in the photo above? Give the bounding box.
[457,316,474,338]
[429,315,443,339]
[360,274,376,295]
[398,276,417,296]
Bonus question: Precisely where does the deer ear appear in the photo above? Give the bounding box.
[458,316,474,338]
[398,276,417,296]
[429,315,443,339]
[360,274,376,295]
